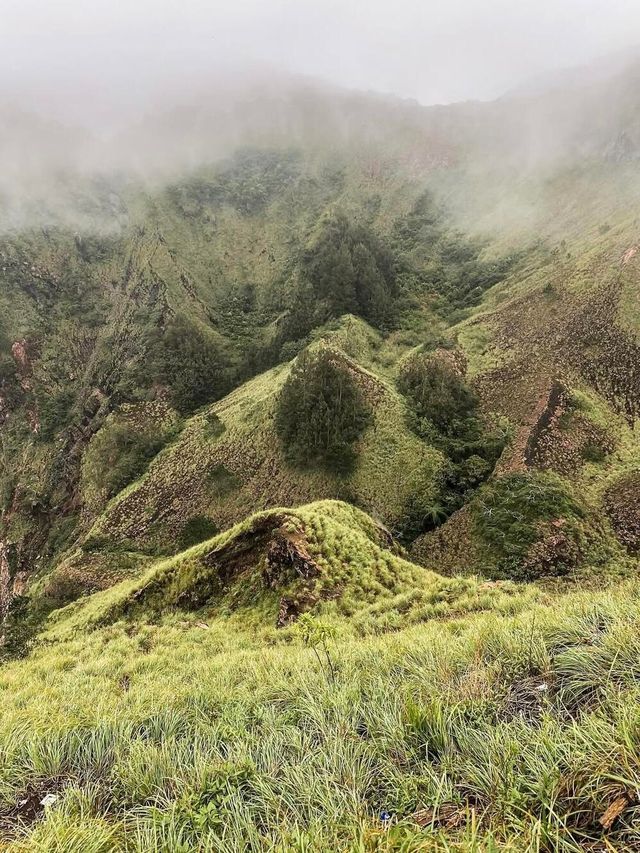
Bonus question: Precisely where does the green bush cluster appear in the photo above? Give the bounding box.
[392,191,517,317]
[178,516,219,550]
[397,352,509,536]
[301,209,398,329]
[472,471,583,578]
[149,314,231,414]
[275,348,373,472]
[167,148,301,217]
[398,353,477,437]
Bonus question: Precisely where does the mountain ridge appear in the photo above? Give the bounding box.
[3,52,640,851]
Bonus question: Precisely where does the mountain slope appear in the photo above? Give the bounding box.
[3,55,640,851]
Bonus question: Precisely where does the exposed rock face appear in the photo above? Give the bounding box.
[263,529,320,587]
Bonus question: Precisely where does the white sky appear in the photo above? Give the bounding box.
[1,0,639,124]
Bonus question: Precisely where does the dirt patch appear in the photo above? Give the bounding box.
[524,381,568,466]
[411,801,466,830]
[0,778,65,839]
[276,590,319,627]
[500,673,552,723]
[199,513,318,585]
[604,473,640,553]
[524,382,613,474]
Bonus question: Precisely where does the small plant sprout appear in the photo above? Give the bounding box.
[296,613,337,683]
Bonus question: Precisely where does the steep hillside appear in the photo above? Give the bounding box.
[411,185,640,578]
[46,500,527,639]
[0,135,525,626]
[3,56,640,850]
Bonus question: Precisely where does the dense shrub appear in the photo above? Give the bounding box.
[472,471,583,578]
[38,388,76,440]
[179,516,219,550]
[151,314,231,414]
[398,353,477,437]
[275,348,372,472]
[393,191,517,314]
[168,149,301,217]
[397,352,510,538]
[302,210,398,328]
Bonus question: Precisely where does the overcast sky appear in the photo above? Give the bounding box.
[1,0,639,126]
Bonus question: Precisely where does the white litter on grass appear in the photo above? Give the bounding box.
[40,794,58,808]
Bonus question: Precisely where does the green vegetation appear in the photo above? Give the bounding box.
[3,556,640,850]
[392,191,517,318]
[177,515,219,550]
[301,209,398,328]
[150,315,231,414]
[471,472,584,579]
[167,148,302,217]
[295,613,337,683]
[0,328,21,412]
[4,68,640,853]
[0,143,521,582]
[397,351,509,536]
[81,404,181,514]
[275,348,373,471]
[398,352,477,437]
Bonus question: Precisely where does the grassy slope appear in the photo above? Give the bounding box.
[409,162,640,575]
[48,500,529,638]
[68,158,640,592]
[0,148,439,599]
[4,77,640,852]
[2,565,640,850]
[75,318,441,557]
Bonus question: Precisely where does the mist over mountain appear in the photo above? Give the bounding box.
[3,52,640,234]
[2,6,640,849]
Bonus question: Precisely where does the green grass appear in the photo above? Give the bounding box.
[4,580,640,850]
[44,500,529,641]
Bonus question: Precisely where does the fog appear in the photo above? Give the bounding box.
[3,0,640,123]
[1,0,639,229]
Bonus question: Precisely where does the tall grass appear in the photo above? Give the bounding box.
[3,585,640,849]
